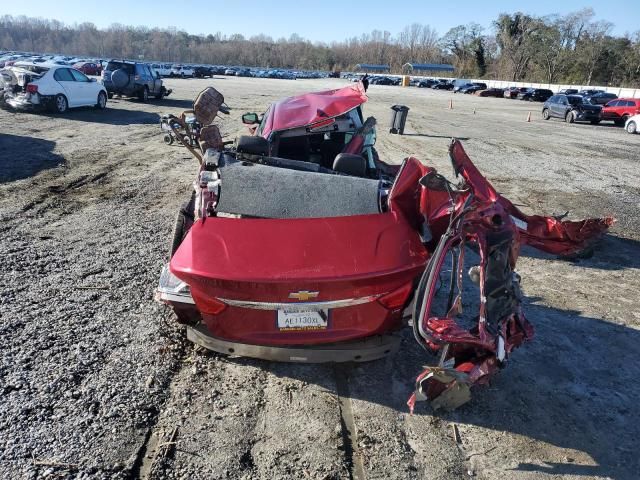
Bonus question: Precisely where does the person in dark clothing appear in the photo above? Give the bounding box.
[361,74,369,92]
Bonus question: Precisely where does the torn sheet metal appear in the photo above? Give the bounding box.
[409,139,612,411]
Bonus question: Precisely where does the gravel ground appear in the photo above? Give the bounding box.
[0,77,639,480]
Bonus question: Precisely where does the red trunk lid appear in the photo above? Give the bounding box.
[170,212,428,303]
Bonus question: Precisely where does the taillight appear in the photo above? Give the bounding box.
[26,84,38,94]
[378,282,414,310]
[192,293,227,315]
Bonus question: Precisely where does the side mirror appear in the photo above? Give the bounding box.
[242,112,260,125]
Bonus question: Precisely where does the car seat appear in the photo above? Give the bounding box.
[332,153,367,177]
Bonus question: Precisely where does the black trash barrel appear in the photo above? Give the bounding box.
[389,105,410,135]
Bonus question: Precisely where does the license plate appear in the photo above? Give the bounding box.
[277,309,328,331]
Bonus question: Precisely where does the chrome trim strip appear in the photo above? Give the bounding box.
[159,291,195,305]
[218,295,381,311]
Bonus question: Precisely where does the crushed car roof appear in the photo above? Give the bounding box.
[260,82,368,138]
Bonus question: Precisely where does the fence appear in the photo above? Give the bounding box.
[470,79,640,99]
[358,72,640,99]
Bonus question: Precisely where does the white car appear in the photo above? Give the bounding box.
[151,63,173,77]
[170,65,194,78]
[1,62,107,113]
[625,114,639,134]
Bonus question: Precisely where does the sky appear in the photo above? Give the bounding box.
[2,0,639,41]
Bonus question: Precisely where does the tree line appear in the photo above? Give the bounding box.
[1,9,639,87]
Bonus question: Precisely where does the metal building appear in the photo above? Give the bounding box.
[402,63,455,76]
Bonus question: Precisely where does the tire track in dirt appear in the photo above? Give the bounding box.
[345,333,466,480]
[334,366,366,480]
[140,348,270,479]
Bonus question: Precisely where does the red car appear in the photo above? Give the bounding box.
[73,61,102,76]
[601,98,640,126]
[157,84,612,410]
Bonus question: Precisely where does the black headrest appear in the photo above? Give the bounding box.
[237,135,269,156]
[332,153,367,177]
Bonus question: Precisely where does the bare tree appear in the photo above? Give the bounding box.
[0,14,638,87]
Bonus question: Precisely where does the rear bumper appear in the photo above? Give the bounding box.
[6,96,34,109]
[187,323,401,362]
[5,92,43,109]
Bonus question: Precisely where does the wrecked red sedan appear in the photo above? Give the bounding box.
[157,83,612,410]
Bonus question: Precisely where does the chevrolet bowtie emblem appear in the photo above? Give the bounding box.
[288,290,319,301]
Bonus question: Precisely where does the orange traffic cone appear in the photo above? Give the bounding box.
[526,111,531,122]
[449,99,453,110]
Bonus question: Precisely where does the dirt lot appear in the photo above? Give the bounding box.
[1,77,639,480]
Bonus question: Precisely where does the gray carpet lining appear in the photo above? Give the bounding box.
[217,160,380,218]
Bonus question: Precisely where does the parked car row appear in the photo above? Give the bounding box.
[542,94,640,132]
[381,73,640,134]
[0,52,103,69]
[147,64,318,79]
[417,78,454,90]
[439,81,638,133]
[340,72,636,113]
[3,49,638,133]
[1,51,330,81]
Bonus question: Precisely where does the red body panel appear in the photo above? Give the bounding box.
[408,140,612,411]
[449,140,614,256]
[260,82,367,138]
[170,212,428,345]
[200,301,403,345]
[73,62,101,76]
[601,98,640,121]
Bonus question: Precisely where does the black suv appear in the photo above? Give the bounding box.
[542,94,602,123]
[193,66,213,78]
[417,79,437,88]
[433,81,454,90]
[461,82,487,94]
[583,91,617,105]
[101,60,171,101]
[518,88,553,102]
